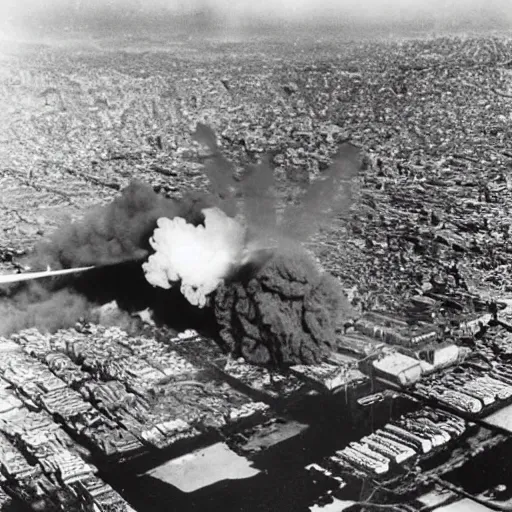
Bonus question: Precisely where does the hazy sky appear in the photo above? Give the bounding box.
[2,0,511,30]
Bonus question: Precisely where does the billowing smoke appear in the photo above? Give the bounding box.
[0,123,359,367]
[27,181,214,271]
[214,247,347,366]
[143,207,246,308]
[140,123,359,365]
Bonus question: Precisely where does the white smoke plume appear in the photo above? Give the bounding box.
[143,207,246,308]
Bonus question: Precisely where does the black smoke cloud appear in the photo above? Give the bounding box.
[215,247,351,366]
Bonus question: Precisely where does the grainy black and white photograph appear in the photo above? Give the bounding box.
[1,0,512,511]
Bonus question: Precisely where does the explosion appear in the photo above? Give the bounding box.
[143,207,246,308]
[138,123,359,365]
[0,123,360,367]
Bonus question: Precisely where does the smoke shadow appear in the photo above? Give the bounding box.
[71,263,222,337]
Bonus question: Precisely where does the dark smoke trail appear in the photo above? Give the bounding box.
[28,181,214,271]
[0,181,217,336]
[192,123,238,216]
[241,154,277,236]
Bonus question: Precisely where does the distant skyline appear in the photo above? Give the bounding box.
[1,0,511,35]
